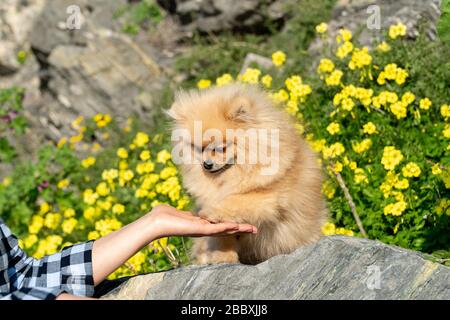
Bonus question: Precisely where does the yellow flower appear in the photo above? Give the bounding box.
[112,204,125,215]
[322,142,345,159]
[119,161,128,170]
[81,156,96,168]
[117,148,129,159]
[352,139,372,154]
[401,92,415,105]
[338,28,353,42]
[39,202,51,215]
[96,182,110,196]
[310,139,326,153]
[336,227,354,236]
[419,98,432,110]
[336,41,353,59]
[326,122,340,135]
[134,132,150,147]
[140,150,151,161]
[341,98,355,111]
[389,22,407,40]
[402,162,421,178]
[269,89,289,103]
[95,218,122,236]
[315,22,328,34]
[57,179,70,189]
[2,177,11,186]
[23,234,38,249]
[322,181,336,199]
[239,68,261,84]
[271,51,286,67]
[354,168,368,184]
[28,215,44,234]
[317,58,335,73]
[394,178,409,190]
[197,79,211,89]
[83,189,99,205]
[160,167,178,180]
[57,137,68,148]
[261,74,272,88]
[285,100,298,115]
[444,124,450,138]
[102,169,119,181]
[321,222,336,236]
[88,231,100,240]
[156,150,172,164]
[331,161,343,173]
[216,73,233,87]
[376,41,391,52]
[121,169,135,182]
[349,162,358,170]
[390,102,407,119]
[325,70,343,86]
[363,122,377,135]
[135,188,149,198]
[432,164,442,175]
[378,64,408,86]
[441,104,450,119]
[83,207,97,221]
[381,146,403,171]
[44,213,61,230]
[62,218,77,234]
[348,47,372,70]
[384,201,407,216]
[64,208,76,218]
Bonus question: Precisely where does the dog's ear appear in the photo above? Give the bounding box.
[165,103,182,121]
[226,97,254,122]
[166,90,190,121]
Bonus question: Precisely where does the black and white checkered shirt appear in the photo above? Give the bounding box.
[0,219,95,300]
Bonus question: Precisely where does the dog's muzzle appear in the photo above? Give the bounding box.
[203,159,233,174]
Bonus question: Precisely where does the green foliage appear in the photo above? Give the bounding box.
[0,87,27,162]
[438,0,450,43]
[115,0,165,35]
[0,112,191,279]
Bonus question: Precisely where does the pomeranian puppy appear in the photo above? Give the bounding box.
[168,83,327,265]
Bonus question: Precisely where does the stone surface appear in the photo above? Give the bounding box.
[161,0,292,33]
[101,236,450,300]
[0,0,171,148]
[309,0,443,52]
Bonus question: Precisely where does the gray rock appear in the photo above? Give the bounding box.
[165,0,291,33]
[0,0,46,74]
[101,236,450,300]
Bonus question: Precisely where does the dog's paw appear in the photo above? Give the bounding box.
[198,209,226,224]
[195,250,240,265]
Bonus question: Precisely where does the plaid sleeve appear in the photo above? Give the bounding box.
[1,219,95,300]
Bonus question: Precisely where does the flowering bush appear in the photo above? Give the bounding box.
[0,115,191,279]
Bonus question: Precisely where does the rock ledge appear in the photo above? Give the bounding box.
[101,236,450,300]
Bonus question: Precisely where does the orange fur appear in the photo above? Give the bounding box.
[168,83,327,264]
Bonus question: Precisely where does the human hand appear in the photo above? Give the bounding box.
[148,205,257,239]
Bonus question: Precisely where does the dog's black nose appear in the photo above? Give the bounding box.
[203,160,214,170]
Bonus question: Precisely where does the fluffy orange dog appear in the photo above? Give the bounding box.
[168,83,326,264]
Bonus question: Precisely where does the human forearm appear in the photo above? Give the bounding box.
[91,213,158,285]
